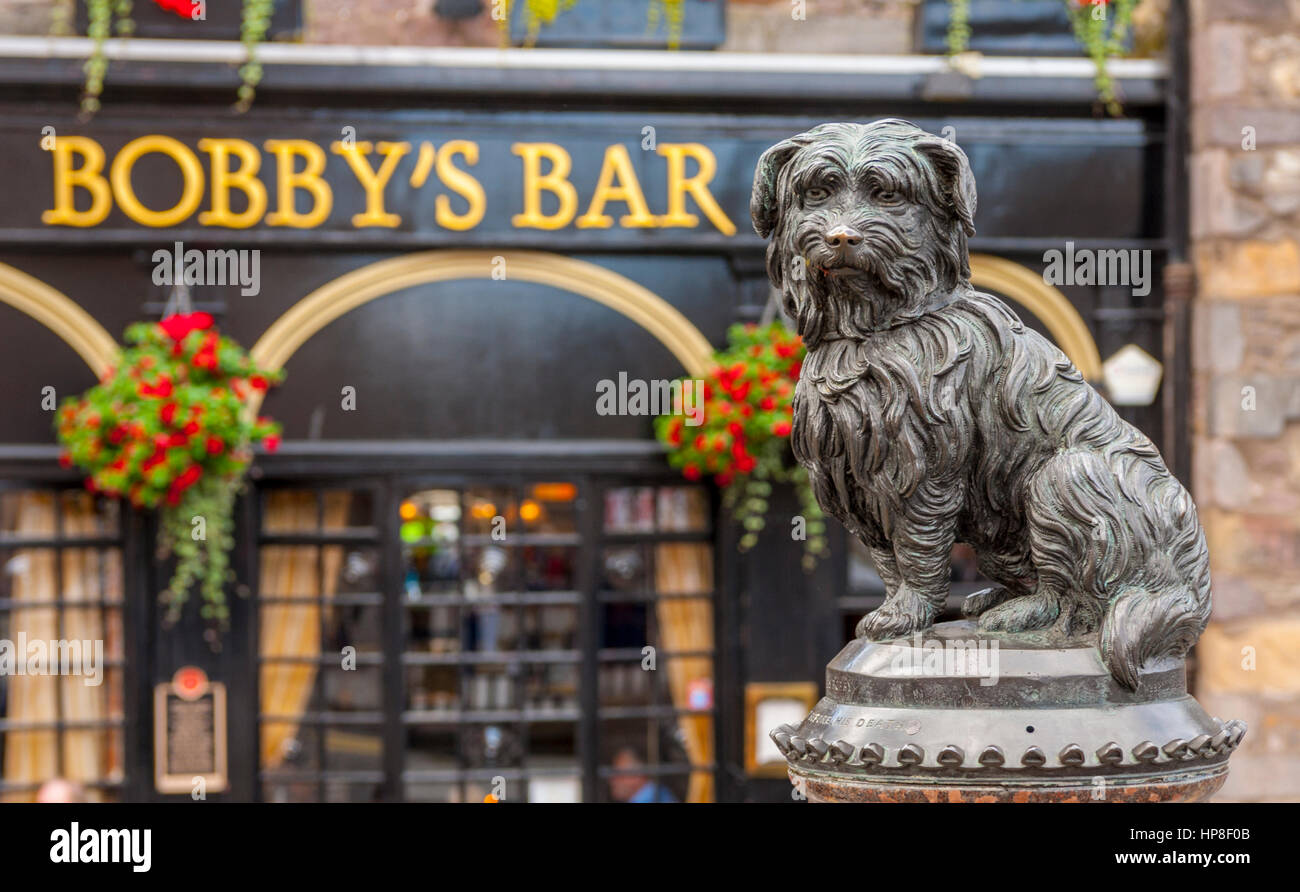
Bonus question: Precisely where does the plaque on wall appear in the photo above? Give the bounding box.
[744,682,818,778]
[153,666,228,795]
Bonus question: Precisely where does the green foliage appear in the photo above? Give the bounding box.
[946,0,971,56]
[647,0,687,49]
[80,0,113,118]
[71,0,273,117]
[1066,0,1138,117]
[236,0,274,113]
[502,0,689,49]
[947,0,1142,116]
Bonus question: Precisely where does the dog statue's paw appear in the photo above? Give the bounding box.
[855,595,934,641]
[977,592,1060,633]
[961,586,1013,618]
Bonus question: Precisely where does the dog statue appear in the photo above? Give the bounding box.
[751,119,1211,690]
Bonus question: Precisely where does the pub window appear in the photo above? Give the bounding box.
[256,477,717,802]
[257,487,384,803]
[402,483,584,803]
[598,485,714,803]
[0,488,126,802]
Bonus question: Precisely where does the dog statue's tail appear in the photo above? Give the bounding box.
[1100,585,1209,690]
[1097,460,1213,691]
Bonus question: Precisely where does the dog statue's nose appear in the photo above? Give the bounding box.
[823,226,863,250]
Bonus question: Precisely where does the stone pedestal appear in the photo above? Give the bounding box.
[772,621,1246,803]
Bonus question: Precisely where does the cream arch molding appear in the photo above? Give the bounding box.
[253,251,1101,385]
[0,251,1100,400]
[250,249,718,376]
[0,262,119,377]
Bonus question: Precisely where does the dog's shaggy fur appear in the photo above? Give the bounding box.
[751,119,1211,690]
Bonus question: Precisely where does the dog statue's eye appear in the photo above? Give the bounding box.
[803,186,830,203]
[875,189,901,204]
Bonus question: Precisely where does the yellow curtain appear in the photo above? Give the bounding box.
[60,493,121,793]
[2,491,120,802]
[653,542,715,803]
[259,491,350,769]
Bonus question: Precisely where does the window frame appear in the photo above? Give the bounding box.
[247,456,723,803]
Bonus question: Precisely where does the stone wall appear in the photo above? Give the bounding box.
[309,0,918,50]
[724,0,915,54]
[0,0,49,34]
[0,0,919,52]
[1189,0,1300,802]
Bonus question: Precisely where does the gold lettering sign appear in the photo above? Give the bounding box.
[43,134,737,235]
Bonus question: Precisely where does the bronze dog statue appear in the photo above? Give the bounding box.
[751,119,1211,689]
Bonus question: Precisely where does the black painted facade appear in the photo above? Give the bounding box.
[0,42,1178,802]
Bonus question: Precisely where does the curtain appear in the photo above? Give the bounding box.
[60,493,121,794]
[2,491,121,802]
[259,491,350,769]
[653,542,715,803]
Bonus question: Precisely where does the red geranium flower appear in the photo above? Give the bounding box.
[665,417,684,446]
[159,312,213,342]
[138,378,173,399]
[154,0,200,16]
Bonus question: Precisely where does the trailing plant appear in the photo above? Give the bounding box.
[946,0,971,56]
[69,0,274,117]
[498,0,578,47]
[55,313,283,630]
[945,0,1141,116]
[80,0,134,118]
[646,0,687,49]
[499,0,691,49]
[235,0,274,112]
[52,0,77,36]
[1066,0,1138,117]
[655,323,827,571]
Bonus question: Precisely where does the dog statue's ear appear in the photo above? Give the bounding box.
[915,136,978,237]
[751,136,808,239]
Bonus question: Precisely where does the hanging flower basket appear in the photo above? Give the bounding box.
[655,322,827,571]
[55,312,283,629]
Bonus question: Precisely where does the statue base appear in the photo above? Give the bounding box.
[772,621,1245,803]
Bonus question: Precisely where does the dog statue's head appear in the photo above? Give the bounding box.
[751,119,977,346]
